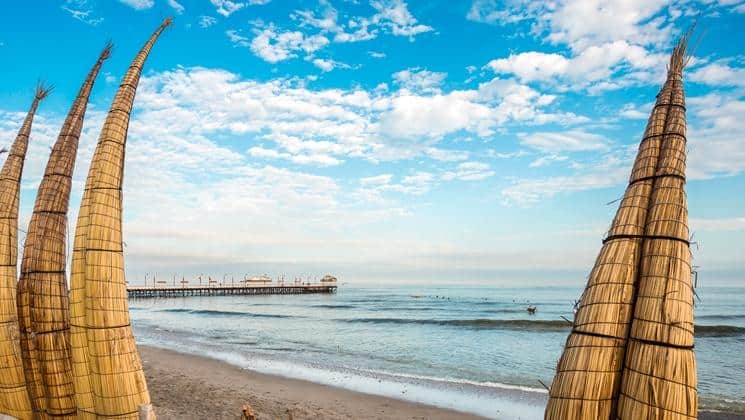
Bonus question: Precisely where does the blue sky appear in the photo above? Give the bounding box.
[0,0,744,285]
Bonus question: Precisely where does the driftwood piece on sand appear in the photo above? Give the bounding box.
[241,404,257,420]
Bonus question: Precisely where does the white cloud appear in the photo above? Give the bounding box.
[619,103,650,119]
[0,104,424,275]
[518,130,609,153]
[529,154,568,168]
[294,0,432,43]
[129,67,583,170]
[360,174,393,186]
[211,0,246,17]
[442,162,495,181]
[133,67,376,165]
[370,0,433,38]
[469,0,672,52]
[689,61,745,87]
[500,146,635,205]
[392,68,447,93]
[9,2,745,281]
[332,24,377,43]
[311,58,350,72]
[477,78,552,105]
[486,41,667,91]
[472,0,686,93]
[690,217,745,232]
[369,51,386,58]
[378,93,492,141]
[248,146,343,166]
[118,0,154,10]
[487,52,569,83]
[246,26,329,63]
[500,89,745,206]
[543,0,671,52]
[399,172,435,193]
[226,29,250,46]
[425,148,469,162]
[377,78,576,146]
[502,163,628,205]
[356,172,436,200]
[487,149,530,159]
[467,0,544,24]
[294,2,342,32]
[167,0,184,14]
[62,1,103,26]
[312,58,335,72]
[0,112,86,192]
[200,16,218,28]
[687,93,745,179]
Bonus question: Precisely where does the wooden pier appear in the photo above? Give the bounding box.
[127,284,337,298]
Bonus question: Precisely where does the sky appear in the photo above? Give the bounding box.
[0,0,744,286]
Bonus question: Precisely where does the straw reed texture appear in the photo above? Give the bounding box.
[69,176,94,418]
[545,39,691,420]
[65,45,115,420]
[17,45,110,419]
[617,38,697,419]
[72,18,170,419]
[0,84,50,419]
[16,279,44,415]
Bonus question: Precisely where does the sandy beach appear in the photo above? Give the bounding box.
[141,345,487,419]
[140,345,745,420]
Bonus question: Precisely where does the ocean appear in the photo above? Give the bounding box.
[130,284,745,419]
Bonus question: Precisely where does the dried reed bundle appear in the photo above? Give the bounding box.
[73,18,171,419]
[15,285,43,416]
[617,340,696,419]
[69,176,94,418]
[69,44,111,419]
[0,83,50,420]
[545,37,691,420]
[617,34,697,419]
[18,44,111,419]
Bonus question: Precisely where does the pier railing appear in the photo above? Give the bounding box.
[127,283,337,298]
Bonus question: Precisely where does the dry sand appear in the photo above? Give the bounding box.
[141,345,744,420]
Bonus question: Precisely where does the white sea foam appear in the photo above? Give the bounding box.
[144,342,547,419]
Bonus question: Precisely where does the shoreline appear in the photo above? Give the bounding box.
[140,345,745,420]
[141,345,487,419]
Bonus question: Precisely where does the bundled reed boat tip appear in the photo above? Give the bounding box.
[18,41,111,419]
[34,82,54,100]
[65,45,116,420]
[545,31,697,420]
[617,31,697,419]
[0,83,50,420]
[71,19,170,420]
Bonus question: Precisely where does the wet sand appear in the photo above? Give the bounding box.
[701,413,745,420]
[141,345,486,419]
